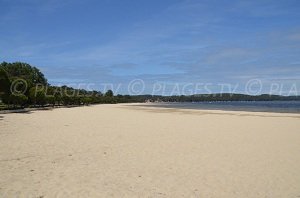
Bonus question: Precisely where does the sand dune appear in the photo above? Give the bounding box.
[0,104,300,197]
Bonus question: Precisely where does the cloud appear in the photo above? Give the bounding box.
[111,63,138,70]
[287,33,300,41]
[204,48,254,65]
[1,0,300,94]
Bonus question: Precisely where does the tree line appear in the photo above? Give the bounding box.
[0,62,126,109]
[0,62,299,110]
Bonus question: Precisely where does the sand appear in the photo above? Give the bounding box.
[0,104,300,197]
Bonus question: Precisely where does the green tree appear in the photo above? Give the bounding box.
[9,93,28,108]
[0,62,47,86]
[46,95,56,106]
[105,90,114,97]
[29,87,47,106]
[0,68,11,102]
[81,97,92,105]
[0,62,48,102]
[61,94,71,105]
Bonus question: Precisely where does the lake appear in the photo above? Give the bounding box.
[144,101,300,113]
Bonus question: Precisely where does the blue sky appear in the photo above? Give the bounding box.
[1,0,300,95]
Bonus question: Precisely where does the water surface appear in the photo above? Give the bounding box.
[144,101,300,113]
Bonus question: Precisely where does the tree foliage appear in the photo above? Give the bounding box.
[0,62,47,87]
[0,68,11,97]
[9,93,28,107]
[105,90,114,97]
[29,87,47,106]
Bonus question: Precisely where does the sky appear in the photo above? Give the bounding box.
[1,0,300,95]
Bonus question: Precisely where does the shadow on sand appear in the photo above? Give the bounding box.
[0,104,89,115]
[13,107,55,114]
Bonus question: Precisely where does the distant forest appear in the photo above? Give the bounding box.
[0,62,299,110]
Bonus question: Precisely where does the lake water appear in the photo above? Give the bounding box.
[144,101,300,113]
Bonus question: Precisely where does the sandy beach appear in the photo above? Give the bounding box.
[0,104,300,197]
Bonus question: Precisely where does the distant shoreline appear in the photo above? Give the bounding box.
[2,100,300,114]
[139,100,300,114]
